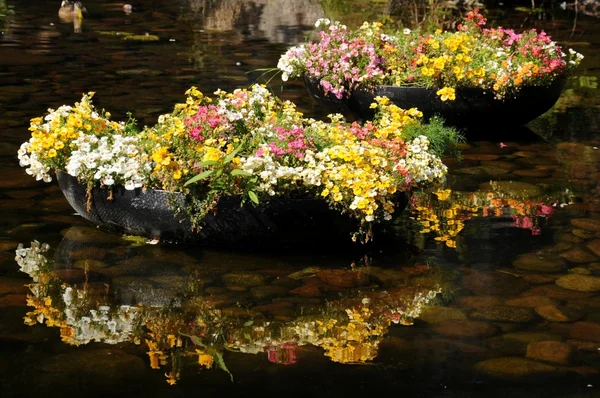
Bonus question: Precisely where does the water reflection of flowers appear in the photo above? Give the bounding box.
[410,185,566,248]
[16,241,441,385]
[15,241,141,346]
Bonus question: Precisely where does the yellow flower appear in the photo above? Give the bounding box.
[202,147,222,162]
[421,66,435,77]
[432,56,447,70]
[198,353,214,369]
[152,147,171,165]
[48,149,57,158]
[436,87,456,101]
[165,372,178,385]
[434,189,452,201]
[173,169,182,180]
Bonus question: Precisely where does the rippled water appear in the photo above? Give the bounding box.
[1,1,600,397]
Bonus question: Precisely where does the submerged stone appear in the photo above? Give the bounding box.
[462,270,529,296]
[559,248,597,264]
[513,252,567,273]
[316,269,369,288]
[430,319,499,338]
[526,341,573,365]
[470,306,536,323]
[569,267,593,275]
[569,321,600,342]
[419,306,467,323]
[221,272,266,287]
[512,169,550,178]
[586,239,600,257]
[555,274,600,292]
[503,331,562,344]
[473,357,568,381]
[520,284,596,300]
[505,295,559,308]
[571,218,600,232]
[457,296,504,309]
[572,228,596,239]
[522,274,558,284]
[534,304,585,322]
[250,285,288,300]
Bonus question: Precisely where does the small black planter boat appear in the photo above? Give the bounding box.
[57,171,409,248]
[303,74,567,129]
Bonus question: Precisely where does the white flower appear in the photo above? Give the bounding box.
[315,18,330,28]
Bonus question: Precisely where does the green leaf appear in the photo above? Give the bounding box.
[179,332,206,348]
[248,190,259,204]
[243,320,254,327]
[231,169,252,177]
[198,160,219,167]
[214,352,234,382]
[184,170,213,186]
[223,140,245,163]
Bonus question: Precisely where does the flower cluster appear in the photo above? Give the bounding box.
[18,85,459,241]
[18,93,144,188]
[278,9,584,100]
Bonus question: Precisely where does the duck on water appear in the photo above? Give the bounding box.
[58,0,87,32]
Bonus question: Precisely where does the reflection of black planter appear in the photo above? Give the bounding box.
[304,74,567,129]
[56,171,409,248]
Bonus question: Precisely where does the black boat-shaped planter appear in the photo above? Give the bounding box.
[57,171,409,248]
[303,74,567,129]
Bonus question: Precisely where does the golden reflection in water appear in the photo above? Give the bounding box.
[408,181,572,249]
[16,240,442,385]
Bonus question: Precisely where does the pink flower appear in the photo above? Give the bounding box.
[540,204,554,215]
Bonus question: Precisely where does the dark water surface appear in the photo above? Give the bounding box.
[1,1,600,397]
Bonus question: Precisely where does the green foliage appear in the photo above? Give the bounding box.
[402,116,464,156]
[184,139,260,211]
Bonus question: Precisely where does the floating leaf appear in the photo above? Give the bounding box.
[96,31,134,37]
[123,34,160,41]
